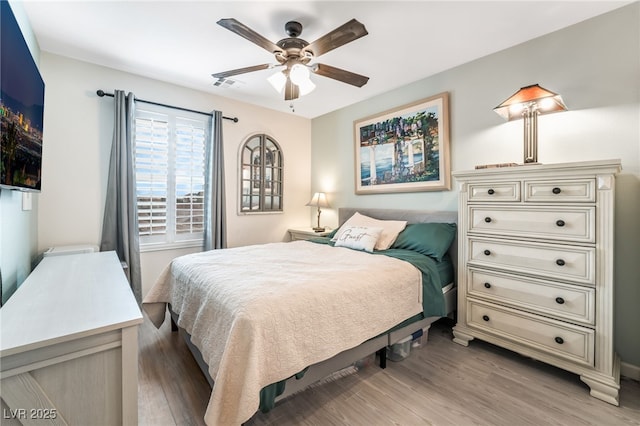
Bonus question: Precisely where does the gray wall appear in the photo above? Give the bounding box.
[0,191,38,304]
[311,4,640,368]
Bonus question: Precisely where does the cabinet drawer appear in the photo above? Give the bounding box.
[468,300,594,366]
[468,182,520,202]
[524,179,595,203]
[468,269,595,325]
[468,238,595,285]
[469,206,595,243]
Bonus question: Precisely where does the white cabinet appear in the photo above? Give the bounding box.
[452,159,621,405]
[0,251,143,425]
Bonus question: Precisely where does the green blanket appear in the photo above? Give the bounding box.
[259,238,447,412]
[375,247,447,318]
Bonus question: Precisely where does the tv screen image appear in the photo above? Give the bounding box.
[1,0,45,192]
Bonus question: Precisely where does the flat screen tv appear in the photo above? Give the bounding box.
[1,0,45,192]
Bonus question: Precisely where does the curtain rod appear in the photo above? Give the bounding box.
[96,90,239,123]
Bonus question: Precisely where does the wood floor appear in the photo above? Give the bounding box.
[138,312,640,425]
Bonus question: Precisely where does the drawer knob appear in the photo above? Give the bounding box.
[556,219,565,227]
[552,187,562,194]
[482,315,490,322]
[555,337,564,344]
[487,189,495,195]
[484,217,492,223]
[484,250,491,256]
[555,297,565,305]
[484,282,491,289]
[556,259,566,266]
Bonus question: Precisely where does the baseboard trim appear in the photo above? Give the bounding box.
[621,362,640,381]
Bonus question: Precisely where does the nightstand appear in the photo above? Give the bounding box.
[288,227,332,241]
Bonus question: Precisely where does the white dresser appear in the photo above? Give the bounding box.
[0,251,143,425]
[452,159,621,405]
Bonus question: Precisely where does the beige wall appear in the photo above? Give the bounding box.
[37,54,312,295]
[311,4,640,369]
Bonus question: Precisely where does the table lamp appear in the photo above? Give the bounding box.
[306,192,330,232]
[494,84,567,164]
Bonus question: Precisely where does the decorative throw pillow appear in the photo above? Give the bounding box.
[332,212,407,250]
[391,222,457,262]
[333,226,383,253]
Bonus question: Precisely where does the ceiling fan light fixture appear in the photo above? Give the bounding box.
[290,63,315,96]
[297,77,316,96]
[214,18,368,101]
[289,63,309,85]
[267,71,287,93]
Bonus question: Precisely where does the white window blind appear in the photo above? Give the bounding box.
[175,120,205,235]
[134,106,208,249]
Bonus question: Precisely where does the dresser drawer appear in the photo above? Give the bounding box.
[524,179,595,203]
[469,206,595,243]
[468,182,520,202]
[468,300,594,366]
[468,238,595,285]
[468,269,595,325]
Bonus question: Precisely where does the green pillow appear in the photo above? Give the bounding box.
[391,222,457,261]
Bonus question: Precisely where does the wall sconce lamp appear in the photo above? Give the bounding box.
[494,84,567,164]
[306,192,330,232]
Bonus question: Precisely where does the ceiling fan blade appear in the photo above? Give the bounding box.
[284,77,300,101]
[212,63,272,79]
[303,19,368,57]
[312,63,369,87]
[217,18,283,54]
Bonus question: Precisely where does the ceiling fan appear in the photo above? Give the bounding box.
[212,18,369,101]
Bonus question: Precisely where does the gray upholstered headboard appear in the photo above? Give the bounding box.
[338,208,458,283]
[338,208,457,227]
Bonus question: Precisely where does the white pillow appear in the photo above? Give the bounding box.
[333,226,383,253]
[332,212,407,250]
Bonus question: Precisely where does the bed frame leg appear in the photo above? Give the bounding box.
[377,347,387,369]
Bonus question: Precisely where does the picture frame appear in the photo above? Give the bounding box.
[354,92,450,194]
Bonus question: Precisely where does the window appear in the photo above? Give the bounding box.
[134,105,209,249]
[240,134,283,213]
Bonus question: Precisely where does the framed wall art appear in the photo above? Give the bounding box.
[354,92,450,194]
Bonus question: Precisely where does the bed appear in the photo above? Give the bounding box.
[142,208,457,425]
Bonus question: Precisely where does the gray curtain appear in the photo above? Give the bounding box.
[203,110,227,250]
[100,90,142,303]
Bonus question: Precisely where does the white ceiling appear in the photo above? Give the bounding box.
[23,1,630,118]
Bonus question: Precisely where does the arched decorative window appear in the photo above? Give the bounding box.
[240,134,283,213]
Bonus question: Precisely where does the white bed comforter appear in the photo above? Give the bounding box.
[143,241,422,425]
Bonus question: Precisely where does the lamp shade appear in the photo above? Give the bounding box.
[494,84,567,121]
[289,63,310,85]
[306,192,330,208]
[267,71,287,93]
[296,76,316,96]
